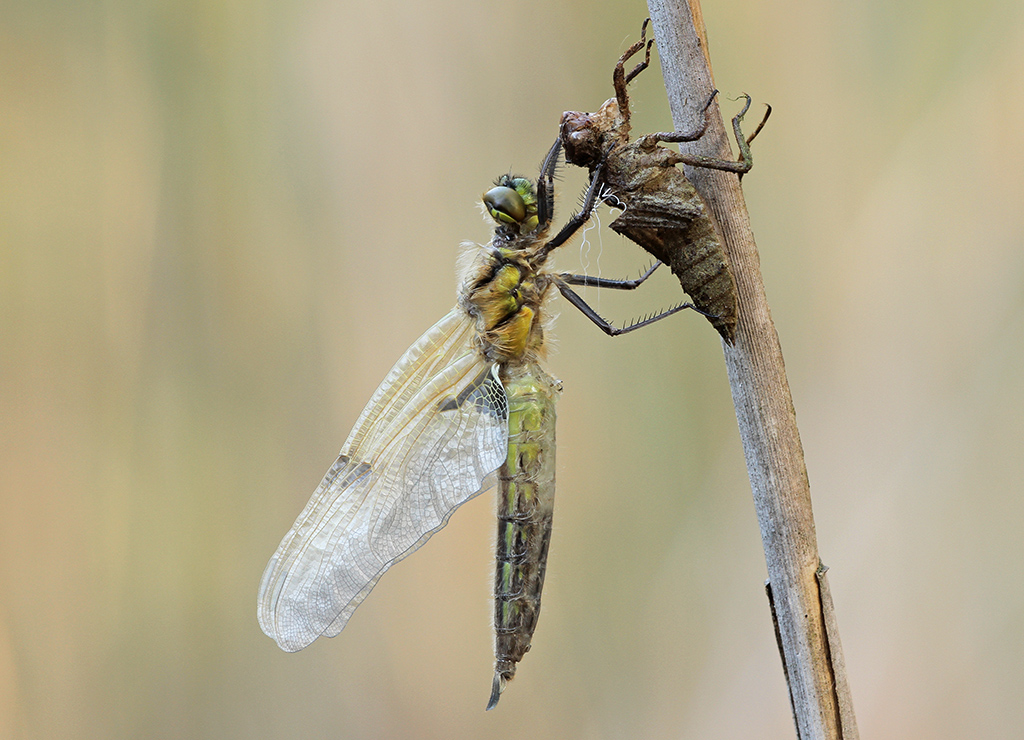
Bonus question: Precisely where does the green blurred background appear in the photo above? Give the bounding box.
[3,0,1023,737]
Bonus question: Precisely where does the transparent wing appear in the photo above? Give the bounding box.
[258,308,509,652]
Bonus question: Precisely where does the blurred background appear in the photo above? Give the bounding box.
[3,0,1023,737]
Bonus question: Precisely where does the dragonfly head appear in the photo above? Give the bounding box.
[483,176,540,233]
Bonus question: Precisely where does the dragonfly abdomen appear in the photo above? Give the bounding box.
[487,362,559,710]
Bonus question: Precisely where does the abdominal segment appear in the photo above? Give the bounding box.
[487,362,559,709]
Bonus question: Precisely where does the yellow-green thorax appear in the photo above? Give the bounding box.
[463,176,554,365]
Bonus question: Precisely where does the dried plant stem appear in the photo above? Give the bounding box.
[644,1,859,738]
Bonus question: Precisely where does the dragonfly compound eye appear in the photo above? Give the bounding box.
[483,186,527,226]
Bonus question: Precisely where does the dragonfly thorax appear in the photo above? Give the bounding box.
[462,250,550,366]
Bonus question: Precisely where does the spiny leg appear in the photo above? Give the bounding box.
[559,261,662,290]
[535,136,562,229]
[536,149,608,260]
[554,275,710,337]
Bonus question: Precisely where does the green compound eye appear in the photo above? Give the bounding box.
[483,186,527,225]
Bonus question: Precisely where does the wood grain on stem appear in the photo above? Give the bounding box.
[644,1,858,738]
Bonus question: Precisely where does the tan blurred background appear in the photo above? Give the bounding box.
[3,0,1023,737]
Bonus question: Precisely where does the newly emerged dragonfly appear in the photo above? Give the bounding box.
[257,138,706,709]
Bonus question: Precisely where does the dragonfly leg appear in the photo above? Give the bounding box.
[537,148,608,258]
[553,275,711,337]
[641,90,718,146]
[558,260,662,290]
[743,101,772,146]
[612,19,654,129]
[649,96,772,177]
[535,136,562,229]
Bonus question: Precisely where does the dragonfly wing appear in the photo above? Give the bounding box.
[343,307,482,455]
[258,310,508,652]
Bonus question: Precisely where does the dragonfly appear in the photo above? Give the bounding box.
[257,137,708,709]
[559,19,771,342]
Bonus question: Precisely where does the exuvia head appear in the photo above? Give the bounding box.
[560,98,623,168]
